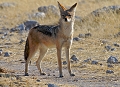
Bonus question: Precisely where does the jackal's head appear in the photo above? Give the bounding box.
[58,1,77,23]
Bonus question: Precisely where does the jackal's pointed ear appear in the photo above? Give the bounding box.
[69,3,77,12]
[57,1,66,13]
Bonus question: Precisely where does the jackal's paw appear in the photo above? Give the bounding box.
[25,73,29,76]
[59,75,64,78]
[40,72,46,75]
[70,73,75,76]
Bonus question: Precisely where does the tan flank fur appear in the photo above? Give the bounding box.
[24,1,77,77]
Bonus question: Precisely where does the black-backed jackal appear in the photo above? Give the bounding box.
[24,1,77,77]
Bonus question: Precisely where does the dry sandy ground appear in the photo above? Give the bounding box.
[0,0,120,87]
[0,32,119,87]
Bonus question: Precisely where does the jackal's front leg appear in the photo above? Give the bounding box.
[65,45,75,76]
[56,45,63,77]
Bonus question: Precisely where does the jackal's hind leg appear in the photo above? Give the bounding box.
[25,58,30,76]
[25,44,38,76]
[36,46,48,75]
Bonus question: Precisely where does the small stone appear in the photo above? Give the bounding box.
[5,43,12,45]
[63,61,67,65]
[24,20,39,30]
[19,59,23,61]
[19,39,24,44]
[19,59,25,63]
[79,64,87,68]
[16,75,22,81]
[107,56,118,64]
[0,51,2,56]
[105,45,111,51]
[0,49,3,56]
[48,84,58,87]
[100,63,103,66]
[114,43,120,47]
[21,61,25,63]
[84,58,91,63]
[78,34,85,38]
[101,40,108,44]
[5,74,11,78]
[72,79,78,82]
[91,60,98,65]
[1,36,5,39]
[111,48,115,51]
[17,24,25,31]
[4,32,8,36]
[0,32,4,34]
[48,73,51,76]
[4,52,10,57]
[71,55,79,61]
[10,28,16,32]
[36,79,40,82]
[114,32,120,38]
[106,70,114,74]
[73,37,81,41]
[14,82,19,84]
[0,74,3,77]
[85,33,92,38]
[107,64,113,67]
[10,24,25,33]
[78,48,84,51]
[104,45,115,51]
[53,71,55,73]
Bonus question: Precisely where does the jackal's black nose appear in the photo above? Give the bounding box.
[65,18,67,22]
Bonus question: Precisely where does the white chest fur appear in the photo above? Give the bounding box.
[62,22,74,37]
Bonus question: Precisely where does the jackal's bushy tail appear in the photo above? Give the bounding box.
[24,38,29,61]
